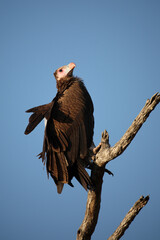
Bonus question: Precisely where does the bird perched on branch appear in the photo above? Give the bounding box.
[25,63,94,193]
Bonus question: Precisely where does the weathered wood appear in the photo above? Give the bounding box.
[107,196,149,240]
[76,166,104,240]
[77,132,109,240]
[96,93,160,167]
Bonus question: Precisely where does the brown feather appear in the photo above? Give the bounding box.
[79,123,88,158]
[24,101,54,135]
[74,161,92,191]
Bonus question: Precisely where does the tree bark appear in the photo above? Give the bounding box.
[107,196,149,240]
[77,93,160,240]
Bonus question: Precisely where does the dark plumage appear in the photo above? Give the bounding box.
[25,63,94,193]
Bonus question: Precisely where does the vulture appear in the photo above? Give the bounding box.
[25,62,94,193]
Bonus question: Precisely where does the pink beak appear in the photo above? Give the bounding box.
[67,62,76,70]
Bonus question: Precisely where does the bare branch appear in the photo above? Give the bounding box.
[96,93,160,166]
[107,195,150,240]
[76,177,104,240]
[77,132,112,240]
[76,134,108,240]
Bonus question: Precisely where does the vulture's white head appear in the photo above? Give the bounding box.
[54,62,76,81]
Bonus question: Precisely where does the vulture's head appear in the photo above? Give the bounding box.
[54,62,76,81]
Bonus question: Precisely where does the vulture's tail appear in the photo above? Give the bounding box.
[48,155,92,193]
[74,162,92,191]
[47,150,69,194]
[24,101,54,135]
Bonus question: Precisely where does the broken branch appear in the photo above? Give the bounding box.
[107,195,150,240]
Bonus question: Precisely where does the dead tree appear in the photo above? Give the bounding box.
[77,93,160,240]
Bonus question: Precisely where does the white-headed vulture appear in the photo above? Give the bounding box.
[25,63,94,193]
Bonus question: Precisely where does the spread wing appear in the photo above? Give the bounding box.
[24,101,55,135]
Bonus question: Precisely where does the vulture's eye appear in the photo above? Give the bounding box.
[59,69,63,72]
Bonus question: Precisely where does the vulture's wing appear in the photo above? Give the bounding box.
[64,80,94,163]
[24,101,54,135]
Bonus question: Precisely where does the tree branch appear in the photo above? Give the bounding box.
[77,93,159,240]
[107,195,149,240]
[77,169,104,240]
[96,92,160,167]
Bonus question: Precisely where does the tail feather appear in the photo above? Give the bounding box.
[56,152,68,183]
[57,183,64,194]
[47,149,69,194]
[74,161,92,191]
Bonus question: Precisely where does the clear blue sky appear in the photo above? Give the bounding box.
[1,0,160,239]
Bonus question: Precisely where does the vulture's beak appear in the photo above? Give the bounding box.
[67,62,76,77]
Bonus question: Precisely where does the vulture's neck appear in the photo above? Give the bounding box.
[56,77,75,93]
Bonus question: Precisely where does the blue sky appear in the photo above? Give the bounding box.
[1,0,160,239]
